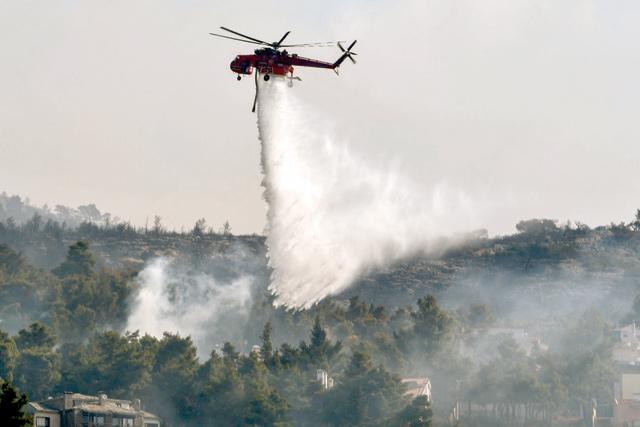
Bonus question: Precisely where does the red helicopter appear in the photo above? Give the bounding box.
[210,26,357,112]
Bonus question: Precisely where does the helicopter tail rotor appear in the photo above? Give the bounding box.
[334,40,357,68]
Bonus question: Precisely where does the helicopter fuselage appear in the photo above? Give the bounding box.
[230,48,335,78]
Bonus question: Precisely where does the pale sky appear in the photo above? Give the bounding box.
[1,1,639,234]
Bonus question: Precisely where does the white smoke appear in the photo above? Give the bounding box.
[126,257,254,357]
[258,78,480,308]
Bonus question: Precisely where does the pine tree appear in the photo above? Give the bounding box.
[15,323,56,351]
[0,331,18,381]
[632,209,640,231]
[52,241,95,277]
[261,322,274,366]
[411,295,454,353]
[392,395,433,427]
[0,381,32,427]
[301,316,342,367]
[0,244,26,275]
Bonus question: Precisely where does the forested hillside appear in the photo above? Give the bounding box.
[2,209,640,426]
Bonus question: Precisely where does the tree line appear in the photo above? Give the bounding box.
[0,230,636,426]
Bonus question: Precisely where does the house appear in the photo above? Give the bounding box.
[401,377,432,402]
[613,374,640,426]
[27,402,61,427]
[612,324,640,366]
[613,341,640,366]
[614,324,639,342]
[25,392,161,427]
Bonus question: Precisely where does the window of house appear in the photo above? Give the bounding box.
[145,423,159,427]
[112,416,134,426]
[83,413,106,426]
[36,417,50,427]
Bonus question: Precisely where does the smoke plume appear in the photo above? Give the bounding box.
[258,78,479,308]
[126,257,255,357]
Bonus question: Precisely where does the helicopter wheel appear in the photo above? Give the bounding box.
[237,75,241,81]
[263,74,270,81]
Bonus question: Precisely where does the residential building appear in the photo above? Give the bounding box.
[25,392,160,427]
[28,402,61,427]
[613,324,640,366]
[613,341,640,366]
[615,324,639,342]
[613,374,640,426]
[401,377,432,402]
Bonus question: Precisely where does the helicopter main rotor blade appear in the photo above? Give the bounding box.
[279,41,340,48]
[347,40,357,51]
[209,33,264,45]
[220,26,270,45]
[273,31,291,48]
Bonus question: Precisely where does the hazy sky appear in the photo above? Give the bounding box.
[1,1,639,234]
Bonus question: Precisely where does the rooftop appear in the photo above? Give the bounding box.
[31,392,160,421]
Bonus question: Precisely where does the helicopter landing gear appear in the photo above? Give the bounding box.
[286,75,302,88]
[237,75,241,81]
[263,74,270,81]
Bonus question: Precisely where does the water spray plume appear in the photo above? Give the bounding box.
[257,78,478,309]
